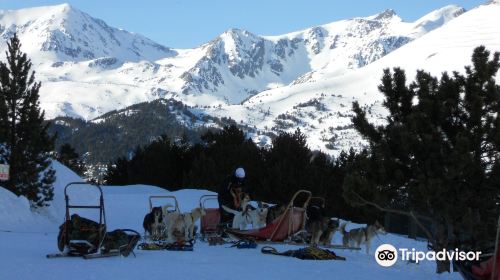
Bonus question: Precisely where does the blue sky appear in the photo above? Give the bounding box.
[0,0,487,48]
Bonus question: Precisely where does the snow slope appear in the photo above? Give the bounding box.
[0,164,461,279]
[0,3,174,62]
[0,161,84,232]
[206,1,500,155]
[0,3,463,120]
[1,2,498,159]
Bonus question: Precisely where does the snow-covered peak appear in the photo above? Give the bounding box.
[366,9,399,21]
[0,2,473,124]
[233,1,500,157]
[216,28,263,60]
[0,3,175,63]
[0,3,71,21]
[412,5,465,34]
[220,28,259,41]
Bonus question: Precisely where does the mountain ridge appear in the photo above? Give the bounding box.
[0,3,465,120]
[5,2,498,163]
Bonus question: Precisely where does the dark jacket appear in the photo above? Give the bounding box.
[217,175,247,210]
[217,175,247,224]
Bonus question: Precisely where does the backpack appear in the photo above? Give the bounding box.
[57,214,106,254]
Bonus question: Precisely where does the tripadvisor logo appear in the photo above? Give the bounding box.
[375,244,482,267]
[375,244,398,267]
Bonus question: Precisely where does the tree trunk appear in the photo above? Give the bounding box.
[435,245,451,274]
[350,191,454,273]
[434,221,451,273]
[436,259,451,273]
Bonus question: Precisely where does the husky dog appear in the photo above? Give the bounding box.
[182,207,206,240]
[340,221,386,253]
[318,219,340,246]
[165,213,184,243]
[142,206,163,239]
[265,204,286,224]
[305,205,339,246]
[222,202,268,230]
[161,204,175,218]
[159,204,177,240]
[164,207,206,242]
[252,202,269,229]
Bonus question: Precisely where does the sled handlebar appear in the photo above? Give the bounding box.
[64,181,104,198]
[199,195,218,209]
[149,195,180,212]
[289,190,312,208]
[63,181,106,229]
[64,182,105,211]
[268,189,311,241]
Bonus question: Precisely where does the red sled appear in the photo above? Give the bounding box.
[226,190,311,242]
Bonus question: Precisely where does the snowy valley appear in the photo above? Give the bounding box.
[2,2,497,159]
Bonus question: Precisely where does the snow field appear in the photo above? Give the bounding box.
[0,163,461,279]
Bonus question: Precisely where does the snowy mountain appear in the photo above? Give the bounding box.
[0,3,174,62]
[217,1,500,154]
[177,5,464,105]
[0,3,463,121]
[3,2,499,159]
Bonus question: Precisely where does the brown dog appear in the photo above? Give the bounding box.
[305,205,339,246]
[265,204,286,224]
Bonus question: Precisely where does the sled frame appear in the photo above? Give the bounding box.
[149,195,180,212]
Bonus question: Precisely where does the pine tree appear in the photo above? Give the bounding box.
[344,46,500,273]
[264,128,311,204]
[0,34,56,207]
[57,143,86,176]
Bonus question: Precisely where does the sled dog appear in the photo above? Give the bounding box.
[318,219,339,246]
[340,221,386,253]
[164,207,206,242]
[143,206,163,239]
[305,205,339,246]
[265,204,286,225]
[222,202,268,230]
[182,207,206,240]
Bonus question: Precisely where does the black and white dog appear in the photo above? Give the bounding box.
[143,206,163,239]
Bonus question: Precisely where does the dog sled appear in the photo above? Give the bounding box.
[225,190,311,242]
[149,195,181,213]
[454,251,499,280]
[137,195,194,251]
[454,215,500,280]
[199,195,221,241]
[226,190,361,250]
[143,195,181,241]
[47,182,140,259]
